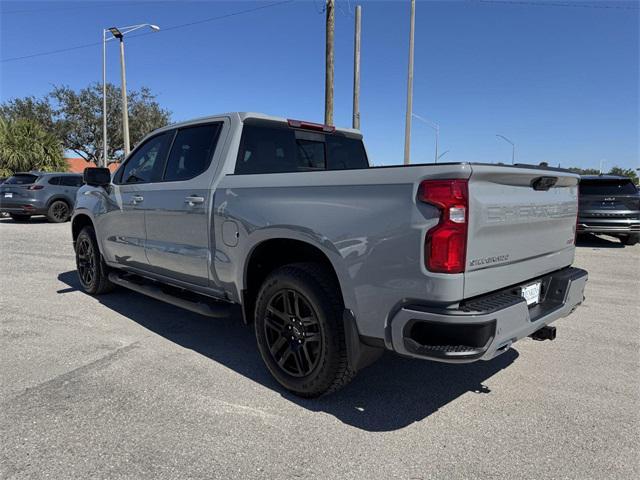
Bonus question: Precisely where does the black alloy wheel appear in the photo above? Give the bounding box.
[75,226,114,295]
[48,200,70,223]
[263,288,323,377]
[76,234,96,289]
[254,262,357,397]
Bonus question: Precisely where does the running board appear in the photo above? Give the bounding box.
[108,272,231,318]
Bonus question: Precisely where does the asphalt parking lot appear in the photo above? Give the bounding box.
[1,218,638,479]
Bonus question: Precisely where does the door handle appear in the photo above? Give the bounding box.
[132,195,144,204]
[184,195,205,206]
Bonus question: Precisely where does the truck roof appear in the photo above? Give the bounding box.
[155,112,361,136]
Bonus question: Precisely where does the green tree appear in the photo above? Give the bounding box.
[0,96,58,136]
[50,83,171,164]
[0,118,67,176]
[608,166,639,185]
[567,165,639,184]
[1,83,171,165]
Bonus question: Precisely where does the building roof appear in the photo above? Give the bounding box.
[66,158,120,174]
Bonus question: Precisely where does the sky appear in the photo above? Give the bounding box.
[1,0,638,170]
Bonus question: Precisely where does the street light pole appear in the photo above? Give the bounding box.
[403,0,416,165]
[103,23,159,162]
[102,29,108,168]
[412,113,439,163]
[496,134,515,164]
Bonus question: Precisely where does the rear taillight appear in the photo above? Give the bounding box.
[28,185,44,190]
[418,179,469,274]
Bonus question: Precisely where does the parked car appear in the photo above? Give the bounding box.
[71,112,588,397]
[0,172,84,223]
[0,177,6,217]
[578,175,640,245]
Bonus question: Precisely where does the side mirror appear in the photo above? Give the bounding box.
[83,167,111,187]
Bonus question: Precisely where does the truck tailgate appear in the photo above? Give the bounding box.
[464,165,579,298]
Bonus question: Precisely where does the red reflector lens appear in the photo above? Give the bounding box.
[28,185,44,190]
[287,119,336,133]
[419,179,469,273]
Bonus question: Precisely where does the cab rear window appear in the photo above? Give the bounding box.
[235,122,368,175]
[579,179,638,196]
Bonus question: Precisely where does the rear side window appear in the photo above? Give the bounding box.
[117,132,173,184]
[580,179,638,196]
[5,174,38,185]
[48,176,61,185]
[60,176,83,187]
[163,123,222,182]
[235,124,368,174]
[326,136,368,170]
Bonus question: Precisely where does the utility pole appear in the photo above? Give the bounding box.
[403,0,416,165]
[118,37,131,156]
[352,5,361,129]
[325,0,335,126]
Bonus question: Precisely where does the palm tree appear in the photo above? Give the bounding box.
[0,118,67,176]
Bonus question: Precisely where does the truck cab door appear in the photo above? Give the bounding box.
[99,131,173,270]
[143,121,226,288]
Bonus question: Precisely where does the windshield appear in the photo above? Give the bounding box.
[4,174,39,185]
[579,179,638,196]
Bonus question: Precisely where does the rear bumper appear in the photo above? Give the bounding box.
[388,267,588,363]
[577,217,640,234]
[0,199,46,215]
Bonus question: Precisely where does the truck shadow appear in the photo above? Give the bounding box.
[58,270,519,432]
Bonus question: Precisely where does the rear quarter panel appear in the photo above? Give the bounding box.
[213,164,471,339]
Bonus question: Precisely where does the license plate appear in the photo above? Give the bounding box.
[521,282,541,306]
[4,193,12,198]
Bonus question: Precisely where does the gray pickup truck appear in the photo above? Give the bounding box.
[72,112,587,397]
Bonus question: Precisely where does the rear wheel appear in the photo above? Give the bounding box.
[10,214,30,222]
[254,262,355,397]
[75,226,114,294]
[47,200,71,223]
[620,234,639,246]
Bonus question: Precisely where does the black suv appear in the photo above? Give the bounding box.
[578,175,640,245]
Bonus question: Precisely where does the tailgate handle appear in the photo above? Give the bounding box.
[531,176,558,191]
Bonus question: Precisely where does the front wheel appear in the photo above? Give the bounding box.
[254,263,355,397]
[75,226,114,295]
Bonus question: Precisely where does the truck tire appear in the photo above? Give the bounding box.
[75,225,114,295]
[620,234,639,246]
[254,262,355,397]
[10,214,30,222]
[47,200,71,223]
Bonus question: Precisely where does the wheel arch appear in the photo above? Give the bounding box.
[46,195,73,210]
[71,213,94,243]
[241,237,354,325]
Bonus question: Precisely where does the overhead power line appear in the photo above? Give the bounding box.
[1,0,295,63]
